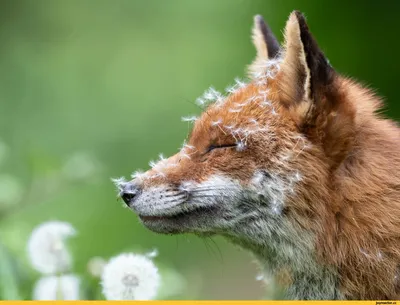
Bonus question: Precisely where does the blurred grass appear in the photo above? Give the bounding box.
[0,0,398,300]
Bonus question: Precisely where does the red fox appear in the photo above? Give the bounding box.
[114,11,400,300]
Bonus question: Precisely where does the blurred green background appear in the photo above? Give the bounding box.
[0,0,399,300]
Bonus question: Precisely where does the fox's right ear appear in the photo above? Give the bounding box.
[247,15,280,78]
[277,11,334,109]
[278,12,354,170]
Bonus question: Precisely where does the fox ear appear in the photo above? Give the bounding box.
[278,11,334,112]
[247,15,280,78]
[279,12,356,170]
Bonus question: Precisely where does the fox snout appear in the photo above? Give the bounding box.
[119,181,141,207]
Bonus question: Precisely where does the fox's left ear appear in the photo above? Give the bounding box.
[247,15,280,78]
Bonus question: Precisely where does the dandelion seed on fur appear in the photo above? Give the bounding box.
[131,171,146,181]
[181,116,197,123]
[27,221,76,275]
[111,176,128,195]
[236,141,247,152]
[101,253,161,300]
[211,119,222,126]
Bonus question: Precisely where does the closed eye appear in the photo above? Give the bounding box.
[206,144,237,154]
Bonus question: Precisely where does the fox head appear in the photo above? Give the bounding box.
[114,11,366,291]
[115,11,354,242]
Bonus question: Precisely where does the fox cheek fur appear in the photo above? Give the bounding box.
[113,11,400,300]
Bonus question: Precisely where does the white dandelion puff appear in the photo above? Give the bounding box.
[33,274,81,300]
[27,221,76,275]
[181,116,197,123]
[101,253,161,300]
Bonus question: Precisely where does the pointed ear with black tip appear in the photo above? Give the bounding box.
[278,11,355,170]
[278,11,334,108]
[247,15,280,78]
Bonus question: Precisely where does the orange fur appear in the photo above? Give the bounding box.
[121,11,400,299]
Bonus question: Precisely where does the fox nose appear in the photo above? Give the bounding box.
[120,182,141,206]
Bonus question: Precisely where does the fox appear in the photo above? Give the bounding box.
[113,11,400,300]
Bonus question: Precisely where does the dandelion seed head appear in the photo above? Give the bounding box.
[33,274,80,300]
[101,253,160,300]
[27,221,76,274]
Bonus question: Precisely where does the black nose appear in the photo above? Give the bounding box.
[120,183,140,206]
